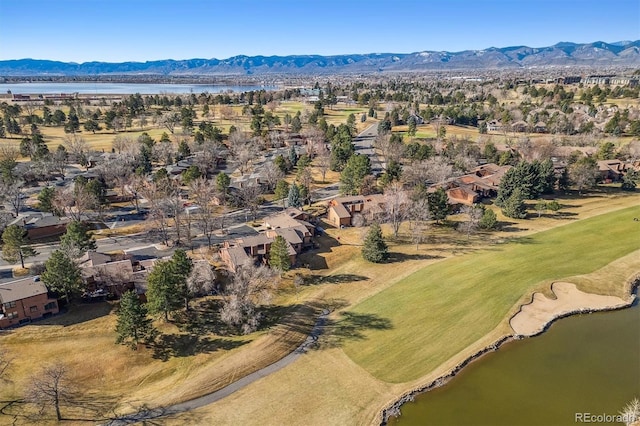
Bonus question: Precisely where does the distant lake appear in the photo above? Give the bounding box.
[0,82,278,95]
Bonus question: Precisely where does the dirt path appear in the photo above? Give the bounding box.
[104,309,329,425]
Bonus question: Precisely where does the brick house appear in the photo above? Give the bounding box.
[326,195,386,227]
[0,277,59,328]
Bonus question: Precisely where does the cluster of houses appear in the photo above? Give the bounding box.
[0,250,159,329]
[1,151,636,329]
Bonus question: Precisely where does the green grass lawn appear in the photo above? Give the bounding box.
[343,204,640,383]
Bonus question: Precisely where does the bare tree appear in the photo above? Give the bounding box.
[315,142,331,183]
[219,105,235,121]
[237,183,263,222]
[53,184,97,221]
[187,260,217,298]
[460,204,483,239]
[25,363,77,422]
[402,157,454,187]
[375,133,404,164]
[153,140,175,166]
[63,134,88,163]
[384,183,409,238]
[409,188,431,250]
[0,179,25,217]
[619,398,640,426]
[220,264,279,334]
[297,167,314,205]
[228,132,258,175]
[302,127,325,159]
[189,178,219,248]
[159,112,180,134]
[262,161,284,193]
[193,142,224,178]
[112,135,136,155]
[140,181,172,246]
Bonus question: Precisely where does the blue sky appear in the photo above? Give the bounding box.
[0,0,638,62]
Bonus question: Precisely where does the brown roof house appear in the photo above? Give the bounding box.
[326,195,386,227]
[79,252,157,299]
[430,163,512,206]
[13,214,70,240]
[220,208,315,272]
[597,160,626,182]
[0,276,59,328]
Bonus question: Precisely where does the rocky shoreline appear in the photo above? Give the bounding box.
[379,277,640,425]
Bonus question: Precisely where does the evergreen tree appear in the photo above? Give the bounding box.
[274,180,290,208]
[621,170,638,191]
[170,249,193,311]
[428,187,449,224]
[287,183,302,208]
[339,154,371,195]
[269,235,291,272]
[478,208,498,230]
[362,223,388,263]
[330,124,355,171]
[1,225,37,269]
[115,290,156,350]
[501,188,527,219]
[60,221,97,258]
[146,260,181,321]
[41,250,82,304]
[288,146,298,167]
[216,172,231,202]
[37,186,56,214]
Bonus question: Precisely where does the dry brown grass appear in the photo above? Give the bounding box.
[0,190,638,425]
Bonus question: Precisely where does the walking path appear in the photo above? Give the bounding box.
[104,309,329,425]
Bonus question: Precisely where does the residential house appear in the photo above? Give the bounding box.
[220,207,315,272]
[326,194,386,227]
[597,160,626,182]
[0,277,59,328]
[16,214,70,240]
[79,251,157,299]
[430,163,512,207]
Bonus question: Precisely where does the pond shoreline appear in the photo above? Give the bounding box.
[379,277,640,425]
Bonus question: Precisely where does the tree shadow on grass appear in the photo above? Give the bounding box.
[387,252,444,263]
[317,311,392,349]
[152,334,247,361]
[303,274,369,286]
[30,301,113,327]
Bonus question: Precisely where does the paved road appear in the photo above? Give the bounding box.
[352,122,385,175]
[103,309,329,425]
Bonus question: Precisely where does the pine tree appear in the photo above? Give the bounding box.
[287,183,302,208]
[478,208,498,230]
[428,187,449,224]
[60,221,97,258]
[41,250,82,304]
[146,260,182,321]
[362,223,389,263]
[171,249,193,311]
[1,225,37,269]
[115,290,156,350]
[501,188,527,219]
[269,235,291,272]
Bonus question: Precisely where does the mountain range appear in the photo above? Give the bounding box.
[1,41,639,76]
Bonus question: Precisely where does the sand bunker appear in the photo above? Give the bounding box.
[510,282,630,337]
